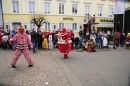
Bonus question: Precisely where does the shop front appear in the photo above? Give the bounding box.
[92,18,114,35]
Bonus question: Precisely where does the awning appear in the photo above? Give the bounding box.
[93,23,114,27]
[83,22,99,25]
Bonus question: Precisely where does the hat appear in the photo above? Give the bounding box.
[62,27,67,33]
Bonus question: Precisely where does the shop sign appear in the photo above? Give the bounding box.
[63,17,74,21]
[100,19,113,22]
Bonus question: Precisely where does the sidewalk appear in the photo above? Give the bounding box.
[0,50,73,86]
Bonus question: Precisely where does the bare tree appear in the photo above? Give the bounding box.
[30,14,46,29]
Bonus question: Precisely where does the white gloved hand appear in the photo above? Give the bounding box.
[30,46,33,49]
[10,38,13,41]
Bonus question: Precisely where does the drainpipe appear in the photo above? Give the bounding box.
[0,0,4,30]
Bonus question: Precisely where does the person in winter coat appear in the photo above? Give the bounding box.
[96,33,102,49]
[2,33,8,50]
[37,30,42,49]
[79,28,83,38]
[30,29,38,53]
[74,37,79,49]
[90,31,96,42]
[11,30,16,51]
[120,33,126,47]
[117,32,120,47]
[113,32,118,49]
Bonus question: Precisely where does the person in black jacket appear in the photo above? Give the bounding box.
[120,33,126,47]
[37,30,42,49]
[30,29,38,54]
[74,37,79,49]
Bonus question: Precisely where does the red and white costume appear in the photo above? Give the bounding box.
[10,26,33,67]
[57,27,72,59]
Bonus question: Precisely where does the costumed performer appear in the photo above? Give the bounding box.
[42,30,48,50]
[10,26,33,68]
[57,27,72,59]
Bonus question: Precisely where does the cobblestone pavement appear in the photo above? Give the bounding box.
[0,50,71,86]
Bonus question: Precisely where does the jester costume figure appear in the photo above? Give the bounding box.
[10,26,33,68]
[48,34,53,49]
[57,27,72,59]
[42,31,48,50]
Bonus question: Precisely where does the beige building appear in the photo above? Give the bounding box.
[2,0,130,36]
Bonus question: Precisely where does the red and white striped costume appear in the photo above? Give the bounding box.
[10,26,33,67]
[58,27,72,59]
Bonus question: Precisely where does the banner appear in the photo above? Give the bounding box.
[114,0,124,14]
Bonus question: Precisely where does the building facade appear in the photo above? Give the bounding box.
[1,0,130,36]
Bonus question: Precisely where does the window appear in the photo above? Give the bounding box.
[72,23,77,32]
[45,22,50,31]
[72,4,78,15]
[59,3,64,14]
[98,5,103,16]
[6,25,9,29]
[44,2,50,14]
[12,1,19,13]
[24,25,27,29]
[30,22,36,30]
[85,4,90,15]
[59,23,64,29]
[109,6,114,17]
[29,1,35,13]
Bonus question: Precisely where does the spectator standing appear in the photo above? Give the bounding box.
[30,29,38,54]
[69,30,74,50]
[11,30,16,50]
[79,28,83,38]
[96,33,102,49]
[120,33,126,47]
[113,32,118,49]
[37,30,42,49]
[2,33,8,50]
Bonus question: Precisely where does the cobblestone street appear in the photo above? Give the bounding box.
[0,47,130,86]
[0,50,71,86]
